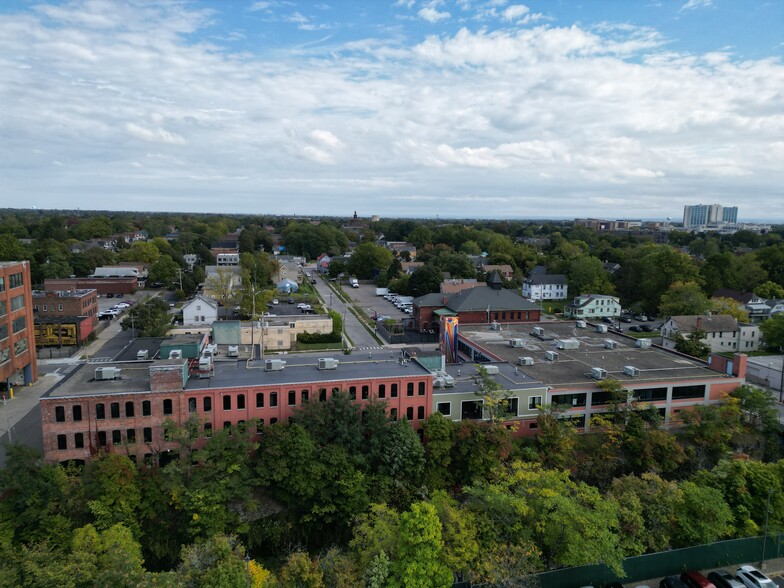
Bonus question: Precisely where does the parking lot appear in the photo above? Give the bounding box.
[345,282,410,322]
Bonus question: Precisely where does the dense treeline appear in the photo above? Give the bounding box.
[1,209,783,326]
[1,384,782,586]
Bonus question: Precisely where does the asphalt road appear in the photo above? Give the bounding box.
[306,270,381,350]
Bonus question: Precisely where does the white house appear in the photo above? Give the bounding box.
[661,314,760,353]
[564,294,621,319]
[216,252,240,266]
[522,270,568,301]
[182,295,219,326]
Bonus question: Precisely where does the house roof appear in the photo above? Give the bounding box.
[446,286,540,312]
[711,288,759,305]
[566,294,619,309]
[668,315,739,334]
[525,273,567,286]
[413,293,447,307]
[183,295,218,311]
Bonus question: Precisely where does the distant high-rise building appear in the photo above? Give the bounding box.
[683,204,738,228]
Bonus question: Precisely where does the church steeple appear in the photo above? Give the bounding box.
[353,210,358,219]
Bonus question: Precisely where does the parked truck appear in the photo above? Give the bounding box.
[350,277,359,288]
[376,287,389,296]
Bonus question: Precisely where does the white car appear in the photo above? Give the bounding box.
[736,565,776,588]
[272,298,279,304]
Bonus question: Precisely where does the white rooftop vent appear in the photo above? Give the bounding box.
[433,377,445,388]
[509,338,525,348]
[227,345,239,357]
[596,324,608,333]
[532,326,545,337]
[591,367,607,380]
[604,339,618,350]
[636,338,652,349]
[198,355,211,369]
[168,349,182,359]
[576,320,587,328]
[318,357,339,370]
[94,367,121,381]
[136,349,149,360]
[518,356,535,366]
[623,365,640,378]
[482,365,500,375]
[545,350,558,361]
[265,359,286,371]
[442,374,455,387]
[556,338,580,350]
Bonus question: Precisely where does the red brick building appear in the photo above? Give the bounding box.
[0,261,37,390]
[40,351,433,464]
[33,289,99,326]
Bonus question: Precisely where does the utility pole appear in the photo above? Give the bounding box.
[761,487,773,568]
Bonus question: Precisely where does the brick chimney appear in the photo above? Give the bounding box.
[149,360,187,392]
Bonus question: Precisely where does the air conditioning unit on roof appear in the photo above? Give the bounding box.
[591,367,607,380]
[576,320,586,328]
[482,365,500,375]
[636,339,652,349]
[623,365,640,378]
[596,324,608,333]
[518,356,534,366]
[545,350,558,361]
[509,338,524,348]
[265,359,286,371]
[604,339,617,349]
[532,326,545,337]
[94,367,121,380]
[318,357,339,370]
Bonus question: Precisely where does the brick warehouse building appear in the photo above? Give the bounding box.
[0,261,37,390]
[40,350,433,464]
[44,276,137,296]
[33,289,99,326]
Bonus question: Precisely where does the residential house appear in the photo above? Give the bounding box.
[479,265,514,279]
[182,295,219,326]
[385,241,417,260]
[522,267,568,301]
[564,294,621,319]
[660,314,760,353]
[401,261,424,275]
[316,253,332,274]
[183,254,198,271]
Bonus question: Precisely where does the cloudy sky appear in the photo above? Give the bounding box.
[1,0,782,221]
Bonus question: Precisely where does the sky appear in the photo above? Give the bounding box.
[0,0,782,222]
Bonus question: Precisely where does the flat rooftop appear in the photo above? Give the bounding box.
[46,349,432,399]
[435,362,545,395]
[459,320,725,390]
[33,289,96,298]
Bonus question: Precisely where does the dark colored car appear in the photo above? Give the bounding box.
[707,570,744,588]
[640,325,654,332]
[602,316,614,324]
[288,298,295,304]
[681,570,717,588]
[620,315,632,323]
[310,278,317,284]
[661,576,690,588]
[106,292,114,298]
[629,325,642,332]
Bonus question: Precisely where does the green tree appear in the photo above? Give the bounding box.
[679,402,741,470]
[756,281,784,300]
[760,314,784,351]
[674,331,712,359]
[347,243,393,279]
[381,419,425,488]
[349,503,400,575]
[119,241,161,264]
[82,453,141,535]
[422,413,456,490]
[659,281,710,317]
[473,365,513,424]
[535,406,577,471]
[121,297,171,337]
[390,502,453,588]
[710,297,750,322]
[566,255,615,296]
[70,523,146,588]
[408,265,442,297]
[147,255,181,290]
[204,268,236,307]
[671,481,733,547]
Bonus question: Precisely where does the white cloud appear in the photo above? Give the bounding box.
[418,7,451,23]
[680,0,713,11]
[502,5,529,21]
[1,0,782,220]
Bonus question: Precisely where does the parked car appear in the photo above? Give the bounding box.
[310,278,317,284]
[629,325,642,332]
[106,293,115,298]
[602,316,615,324]
[634,314,648,321]
[681,570,717,588]
[620,315,632,323]
[288,298,295,304]
[735,565,776,588]
[272,298,279,304]
[640,325,654,332]
[117,293,124,298]
[661,577,690,588]
[707,570,744,588]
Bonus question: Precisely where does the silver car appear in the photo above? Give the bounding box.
[736,565,775,588]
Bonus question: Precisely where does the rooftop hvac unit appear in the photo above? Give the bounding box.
[576,320,587,328]
[591,367,607,380]
[198,356,212,369]
[318,357,339,370]
[623,365,640,378]
[490,321,500,331]
[483,365,500,375]
[442,374,455,387]
[604,339,618,350]
[169,349,182,359]
[433,377,445,388]
[596,324,608,333]
[136,349,149,360]
[509,338,525,348]
[545,350,559,361]
[227,345,239,357]
[94,367,121,380]
[532,326,545,337]
[518,356,535,366]
[636,339,652,349]
[557,338,580,350]
[265,359,286,372]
